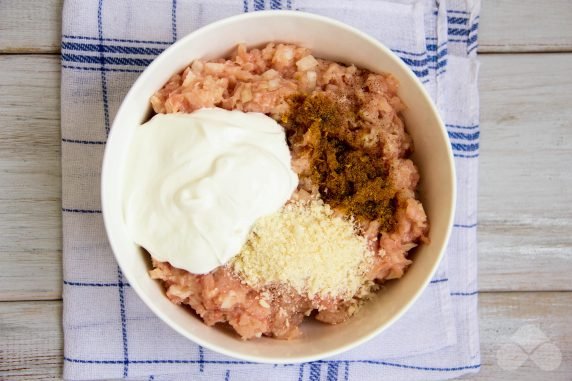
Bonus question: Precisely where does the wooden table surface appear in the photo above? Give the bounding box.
[0,1,571,379]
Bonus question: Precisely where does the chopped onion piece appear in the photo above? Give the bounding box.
[296,55,319,71]
[268,79,280,91]
[262,69,279,79]
[306,71,317,90]
[241,86,253,103]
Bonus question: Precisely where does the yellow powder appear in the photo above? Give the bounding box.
[230,200,373,300]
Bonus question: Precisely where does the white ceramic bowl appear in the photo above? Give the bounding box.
[101,10,456,364]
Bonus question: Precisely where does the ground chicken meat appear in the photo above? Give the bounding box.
[148,43,429,339]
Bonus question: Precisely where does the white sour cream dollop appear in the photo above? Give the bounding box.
[122,108,298,274]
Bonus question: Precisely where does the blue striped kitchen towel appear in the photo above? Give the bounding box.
[61,0,480,379]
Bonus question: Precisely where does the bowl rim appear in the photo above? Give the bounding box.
[101,9,456,364]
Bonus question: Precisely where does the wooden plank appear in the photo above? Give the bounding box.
[478,53,572,291]
[0,0,63,53]
[0,301,62,380]
[479,0,572,52]
[0,0,571,53]
[0,55,62,301]
[1,293,571,380]
[471,292,572,380]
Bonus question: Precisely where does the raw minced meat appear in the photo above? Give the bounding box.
[148,42,429,340]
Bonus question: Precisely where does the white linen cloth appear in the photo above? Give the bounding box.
[61,0,480,379]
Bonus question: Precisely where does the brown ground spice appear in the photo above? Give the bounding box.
[283,93,397,231]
